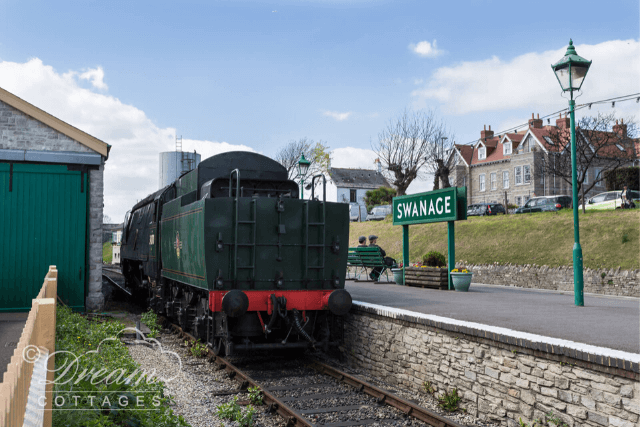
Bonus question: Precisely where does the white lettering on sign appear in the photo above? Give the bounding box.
[420,200,427,216]
[412,203,418,216]
[397,203,403,219]
[396,195,455,221]
[445,196,451,213]
[436,198,443,214]
[403,202,412,218]
[428,200,435,215]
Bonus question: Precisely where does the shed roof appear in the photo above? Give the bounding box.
[329,168,391,189]
[0,86,109,157]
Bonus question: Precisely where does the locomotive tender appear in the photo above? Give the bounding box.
[120,151,352,355]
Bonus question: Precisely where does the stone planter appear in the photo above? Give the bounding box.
[391,268,404,285]
[451,272,473,292]
[404,267,449,290]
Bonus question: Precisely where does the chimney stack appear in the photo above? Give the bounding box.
[529,113,543,129]
[374,158,382,173]
[481,124,494,139]
[613,119,628,138]
[556,112,570,129]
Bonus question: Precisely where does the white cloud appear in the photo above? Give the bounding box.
[409,40,444,58]
[412,39,640,115]
[0,58,255,222]
[323,110,352,121]
[79,67,108,90]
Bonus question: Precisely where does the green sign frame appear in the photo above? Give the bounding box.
[393,187,467,225]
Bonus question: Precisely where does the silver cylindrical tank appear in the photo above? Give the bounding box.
[159,151,202,188]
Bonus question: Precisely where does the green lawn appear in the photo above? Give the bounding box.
[349,209,639,270]
[102,241,112,264]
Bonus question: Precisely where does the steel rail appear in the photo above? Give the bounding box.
[170,324,314,427]
[171,323,464,427]
[307,360,464,427]
[101,272,132,296]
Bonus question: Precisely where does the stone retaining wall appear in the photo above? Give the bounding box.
[343,303,639,427]
[457,262,640,298]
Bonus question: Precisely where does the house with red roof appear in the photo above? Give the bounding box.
[447,114,638,207]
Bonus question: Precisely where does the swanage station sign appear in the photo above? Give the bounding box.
[392,187,466,226]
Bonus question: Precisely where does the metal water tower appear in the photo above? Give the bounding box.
[158,136,201,188]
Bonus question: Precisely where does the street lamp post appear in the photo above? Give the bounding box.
[551,39,592,307]
[297,154,311,199]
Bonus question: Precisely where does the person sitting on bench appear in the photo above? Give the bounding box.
[368,235,397,280]
[357,236,368,247]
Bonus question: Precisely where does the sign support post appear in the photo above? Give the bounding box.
[402,224,409,285]
[447,221,455,290]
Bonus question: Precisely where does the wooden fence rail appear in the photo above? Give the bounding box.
[0,266,57,427]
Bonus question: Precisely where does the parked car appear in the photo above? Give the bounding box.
[467,203,506,216]
[515,196,572,214]
[580,190,639,210]
[366,204,392,221]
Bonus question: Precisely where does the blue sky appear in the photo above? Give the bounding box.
[0,0,638,219]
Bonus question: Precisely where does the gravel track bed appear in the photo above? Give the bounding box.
[126,332,284,427]
[126,329,497,427]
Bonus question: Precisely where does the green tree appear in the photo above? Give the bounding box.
[364,187,396,211]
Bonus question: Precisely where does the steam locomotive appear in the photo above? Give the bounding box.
[120,151,351,356]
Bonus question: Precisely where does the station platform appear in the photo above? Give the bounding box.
[345,280,639,354]
[0,312,28,378]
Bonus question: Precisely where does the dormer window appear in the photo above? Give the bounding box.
[503,142,512,155]
[478,146,486,160]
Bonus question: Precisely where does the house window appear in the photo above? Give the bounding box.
[462,176,466,187]
[503,142,512,155]
[524,195,530,203]
[490,173,497,190]
[516,196,522,206]
[523,165,531,183]
[594,168,603,186]
[478,147,486,160]
[350,189,357,203]
[583,169,589,185]
[479,174,486,191]
[515,166,522,185]
[503,171,509,188]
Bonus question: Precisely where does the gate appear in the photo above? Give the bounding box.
[0,163,87,311]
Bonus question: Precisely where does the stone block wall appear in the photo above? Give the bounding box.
[457,262,640,298]
[0,100,104,310]
[343,305,640,427]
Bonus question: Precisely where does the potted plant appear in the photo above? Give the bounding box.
[391,262,404,285]
[450,267,473,292]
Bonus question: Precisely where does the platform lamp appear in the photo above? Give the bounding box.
[297,154,311,199]
[551,39,592,307]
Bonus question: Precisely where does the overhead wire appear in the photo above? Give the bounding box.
[456,92,640,147]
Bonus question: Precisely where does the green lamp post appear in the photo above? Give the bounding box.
[551,39,592,306]
[297,154,311,199]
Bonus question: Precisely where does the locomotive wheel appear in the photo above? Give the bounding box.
[212,338,225,356]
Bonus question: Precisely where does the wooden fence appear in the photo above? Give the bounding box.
[0,266,57,427]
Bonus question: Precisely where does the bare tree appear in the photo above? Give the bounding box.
[427,133,455,190]
[275,138,331,187]
[103,214,112,224]
[372,108,449,196]
[537,113,637,212]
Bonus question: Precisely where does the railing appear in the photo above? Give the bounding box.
[0,266,58,427]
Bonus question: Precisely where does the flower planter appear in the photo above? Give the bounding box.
[404,267,449,290]
[391,268,404,285]
[450,272,473,292]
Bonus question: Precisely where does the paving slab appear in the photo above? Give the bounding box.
[0,312,28,379]
[345,281,640,353]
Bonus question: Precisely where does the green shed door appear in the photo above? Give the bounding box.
[0,163,87,311]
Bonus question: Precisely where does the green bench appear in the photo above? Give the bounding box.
[346,247,392,282]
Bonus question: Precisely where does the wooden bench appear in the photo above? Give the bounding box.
[347,247,392,282]
[347,248,366,280]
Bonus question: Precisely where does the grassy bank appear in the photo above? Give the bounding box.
[54,306,189,426]
[103,241,112,264]
[349,209,639,270]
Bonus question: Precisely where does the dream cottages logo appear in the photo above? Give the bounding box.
[22,327,183,411]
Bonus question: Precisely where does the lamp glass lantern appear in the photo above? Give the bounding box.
[297,154,311,177]
[551,39,592,93]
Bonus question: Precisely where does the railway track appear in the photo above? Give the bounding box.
[171,324,464,427]
[101,266,132,296]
